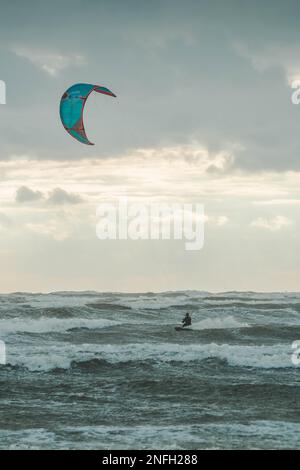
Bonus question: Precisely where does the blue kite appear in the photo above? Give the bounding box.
[59,83,116,145]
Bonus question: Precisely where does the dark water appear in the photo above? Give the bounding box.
[0,291,299,449]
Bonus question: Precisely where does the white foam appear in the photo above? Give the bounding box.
[191,316,249,330]
[6,341,294,372]
[115,295,193,310]
[0,317,119,336]
[3,420,299,450]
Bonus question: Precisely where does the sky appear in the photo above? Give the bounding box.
[0,0,300,292]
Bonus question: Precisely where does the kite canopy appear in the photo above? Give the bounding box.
[59,83,116,145]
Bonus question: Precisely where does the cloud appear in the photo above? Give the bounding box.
[122,28,196,52]
[25,220,71,241]
[4,146,300,206]
[253,199,300,206]
[15,185,83,205]
[47,188,83,205]
[234,42,300,86]
[203,215,229,226]
[15,186,43,203]
[132,144,235,172]
[212,215,229,227]
[0,212,11,228]
[250,215,292,231]
[13,46,85,76]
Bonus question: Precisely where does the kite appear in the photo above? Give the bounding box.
[59,83,116,145]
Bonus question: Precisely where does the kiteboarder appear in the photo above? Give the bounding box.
[182,312,192,328]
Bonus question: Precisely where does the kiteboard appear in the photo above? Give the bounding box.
[175,326,193,332]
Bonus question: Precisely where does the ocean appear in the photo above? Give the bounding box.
[0,291,299,450]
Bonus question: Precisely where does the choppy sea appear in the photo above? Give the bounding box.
[0,291,299,449]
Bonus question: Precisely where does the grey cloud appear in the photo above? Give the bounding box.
[15,186,44,203]
[0,0,300,173]
[0,0,300,172]
[15,186,83,205]
[47,188,83,205]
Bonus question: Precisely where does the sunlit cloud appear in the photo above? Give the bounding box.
[250,215,292,231]
[2,144,300,207]
[253,199,300,206]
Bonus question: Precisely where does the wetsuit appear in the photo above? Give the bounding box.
[182,315,191,327]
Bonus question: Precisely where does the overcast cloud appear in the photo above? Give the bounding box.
[0,0,300,292]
